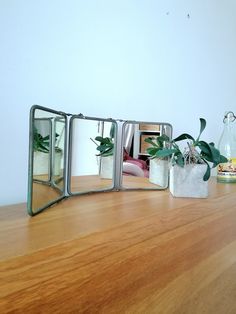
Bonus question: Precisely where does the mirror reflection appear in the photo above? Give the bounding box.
[121,122,172,189]
[29,107,66,215]
[28,106,173,215]
[68,117,116,194]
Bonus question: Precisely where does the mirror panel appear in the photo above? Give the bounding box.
[121,122,172,190]
[28,106,173,216]
[68,116,117,194]
[28,106,67,216]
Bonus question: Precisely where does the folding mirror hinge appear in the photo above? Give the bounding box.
[55,110,73,117]
[125,120,137,123]
[77,113,85,118]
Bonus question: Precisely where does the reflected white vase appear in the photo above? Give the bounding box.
[169,164,208,198]
[33,151,62,176]
[33,151,49,175]
[149,159,168,187]
[53,151,63,176]
[100,156,113,179]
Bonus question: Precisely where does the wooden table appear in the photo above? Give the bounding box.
[0,179,236,313]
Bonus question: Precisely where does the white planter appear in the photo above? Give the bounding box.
[149,159,168,187]
[33,151,62,176]
[169,164,208,198]
[53,151,63,176]
[100,156,113,179]
[33,151,49,175]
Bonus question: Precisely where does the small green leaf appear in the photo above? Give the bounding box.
[146,147,159,156]
[176,154,184,167]
[209,145,220,164]
[144,137,158,147]
[160,134,170,142]
[196,118,206,142]
[203,163,211,181]
[43,135,50,140]
[173,133,194,142]
[156,148,178,158]
[198,140,211,153]
[94,135,114,156]
[219,155,228,163]
[103,137,112,144]
[156,134,170,146]
[94,136,104,143]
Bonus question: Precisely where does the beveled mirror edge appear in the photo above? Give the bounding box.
[67,114,119,196]
[27,105,68,216]
[119,120,173,191]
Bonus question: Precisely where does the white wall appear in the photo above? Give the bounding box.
[1,0,236,205]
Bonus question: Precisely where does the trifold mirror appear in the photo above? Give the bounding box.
[28,105,172,216]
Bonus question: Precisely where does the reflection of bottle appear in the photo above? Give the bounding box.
[217,111,236,183]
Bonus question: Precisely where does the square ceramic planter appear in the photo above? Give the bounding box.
[53,151,63,176]
[169,164,208,198]
[100,156,113,179]
[34,151,62,176]
[33,151,49,175]
[149,159,168,188]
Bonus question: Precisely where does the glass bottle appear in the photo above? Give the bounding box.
[217,111,236,183]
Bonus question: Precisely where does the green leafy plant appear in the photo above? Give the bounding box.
[144,134,171,158]
[145,118,228,181]
[94,136,114,157]
[91,123,115,157]
[33,127,50,153]
[33,127,62,153]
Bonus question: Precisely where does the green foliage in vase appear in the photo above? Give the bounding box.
[94,136,114,157]
[144,134,171,159]
[33,127,50,153]
[33,127,62,153]
[145,118,228,181]
[93,123,116,157]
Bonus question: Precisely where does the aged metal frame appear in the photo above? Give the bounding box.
[28,105,172,216]
[27,105,68,216]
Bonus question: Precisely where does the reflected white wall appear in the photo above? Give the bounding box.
[71,119,99,176]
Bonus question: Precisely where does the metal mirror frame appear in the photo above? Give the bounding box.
[33,117,52,184]
[67,114,119,195]
[27,105,173,216]
[120,120,173,190]
[52,116,66,191]
[27,105,68,216]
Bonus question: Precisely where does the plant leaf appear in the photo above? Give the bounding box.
[156,134,170,146]
[176,154,184,167]
[196,118,206,142]
[173,133,194,142]
[198,141,212,157]
[94,136,104,143]
[198,141,224,167]
[146,147,159,155]
[43,135,50,141]
[156,148,178,158]
[203,162,211,181]
[144,137,158,147]
[219,155,228,163]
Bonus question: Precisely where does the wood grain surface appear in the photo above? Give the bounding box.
[0,179,236,313]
